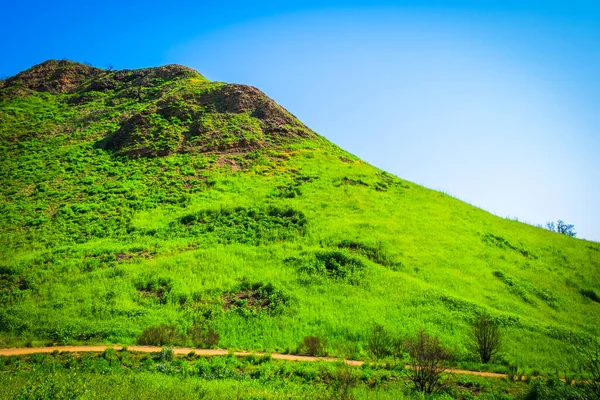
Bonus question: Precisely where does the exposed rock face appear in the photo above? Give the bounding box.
[1,60,317,156]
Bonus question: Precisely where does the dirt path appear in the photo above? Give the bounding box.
[0,345,505,378]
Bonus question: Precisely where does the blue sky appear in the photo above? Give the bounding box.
[2,1,599,241]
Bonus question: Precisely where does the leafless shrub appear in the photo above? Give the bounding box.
[405,329,450,394]
[471,313,501,363]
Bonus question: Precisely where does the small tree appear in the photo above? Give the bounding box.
[471,314,501,363]
[405,329,450,394]
[367,323,393,359]
[546,220,576,237]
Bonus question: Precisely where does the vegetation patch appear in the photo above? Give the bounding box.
[297,335,327,356]
[337,239,401,270]
[297,250,366,284]
[271,174,317,199]
[493,271,558,309]
[482,232,535,258]
[169,206,307,244]
[188,325,220,348]
[0,269,29,306]
[341,177,368,187]
[223,280,292,316]
[580,288,600,303]
[438,294,480,315]
[138,324,186,346]
[135,276,173,304]
[115,249,153,262]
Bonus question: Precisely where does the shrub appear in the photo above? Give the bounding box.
[298,336,326,356]
[138,324,185,346]
[223,279,292,316]
[299,251,366,283]
[471,313,501,363]
[159,346,174,362]
[506,364,518,381]
[405,329,450,394]
[367,324,393,359]
[330,365,359,400]
[189,326,220,348]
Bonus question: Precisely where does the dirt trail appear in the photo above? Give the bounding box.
[0,346,505,378]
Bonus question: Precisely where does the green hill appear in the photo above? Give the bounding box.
[1,60,599,374]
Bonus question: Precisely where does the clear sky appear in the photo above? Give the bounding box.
[2,1,599,241]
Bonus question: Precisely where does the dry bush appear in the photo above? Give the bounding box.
[405,329,450,394]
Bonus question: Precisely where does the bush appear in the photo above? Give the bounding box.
[189,326,220,348]
[138,324,185,346]
[159,346,174,362]
[405,329,450,394]
[367,324,393,359]
[223,279,292,316]
[298,336,326,356]
[471,313,501,363]
[506,364,518,381]
[299,251,365,284]
[330,365,359,400]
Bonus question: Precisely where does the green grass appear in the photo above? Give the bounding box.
[1,60,600,396]
[0,350,527,399]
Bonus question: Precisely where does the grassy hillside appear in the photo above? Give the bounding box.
[1,60,599,376]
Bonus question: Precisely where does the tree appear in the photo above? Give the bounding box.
[471,314,501,363]
[405,329,450,394]
[545,220,576,237]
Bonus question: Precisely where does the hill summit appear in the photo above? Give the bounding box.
[1,60,316,156]
[0,60,599,376]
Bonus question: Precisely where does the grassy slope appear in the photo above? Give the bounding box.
[1,62,599,373]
